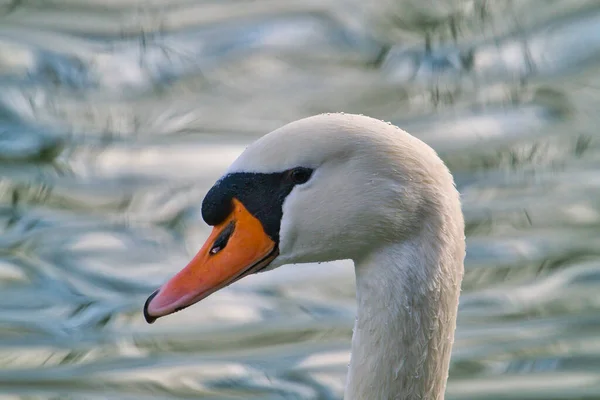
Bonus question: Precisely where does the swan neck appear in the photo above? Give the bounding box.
[344,234,463,400]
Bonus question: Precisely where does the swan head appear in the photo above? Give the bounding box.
[144,113,458,323]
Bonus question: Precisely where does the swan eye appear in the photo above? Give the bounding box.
[289,167,312,185]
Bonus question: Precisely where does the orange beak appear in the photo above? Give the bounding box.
[143,198,278,323]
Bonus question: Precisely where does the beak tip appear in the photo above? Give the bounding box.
[143,289,160,324]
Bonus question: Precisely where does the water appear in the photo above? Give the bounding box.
[1,0,600,398]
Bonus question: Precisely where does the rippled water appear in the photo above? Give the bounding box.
[1,0,600,399]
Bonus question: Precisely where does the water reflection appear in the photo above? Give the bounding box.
[1,0,600,399]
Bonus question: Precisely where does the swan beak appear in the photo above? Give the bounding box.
[143,198,278,323]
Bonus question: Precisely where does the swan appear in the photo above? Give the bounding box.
[143,113,465,400]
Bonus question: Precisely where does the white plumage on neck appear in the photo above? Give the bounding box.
[347,223,463,399]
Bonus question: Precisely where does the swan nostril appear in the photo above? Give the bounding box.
[209,221,236,255]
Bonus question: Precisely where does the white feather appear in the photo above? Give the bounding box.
[229,113,465,399]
